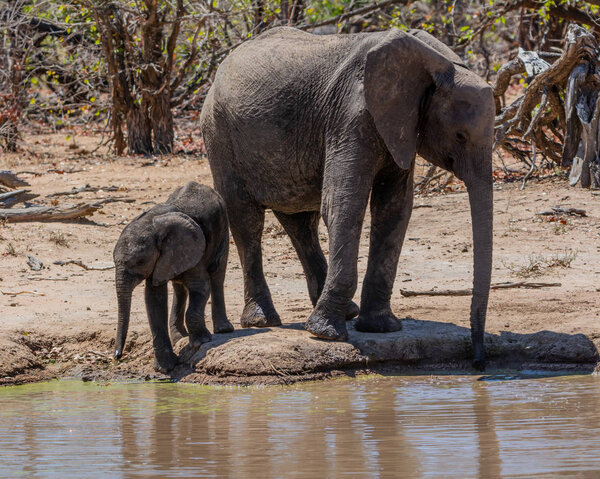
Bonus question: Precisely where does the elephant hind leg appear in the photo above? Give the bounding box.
[273,210,359,320]
[224,192,281,328]
[169,282,188,346]
[184,266,213,348]
[209,254,234,334]
[356,161,413,333]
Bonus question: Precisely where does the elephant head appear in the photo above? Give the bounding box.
[365,30,494,368]
[113,210,206,360]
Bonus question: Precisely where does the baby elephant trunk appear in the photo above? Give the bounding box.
[114,271,137,360]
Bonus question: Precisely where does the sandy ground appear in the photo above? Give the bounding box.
[1,133,599,385]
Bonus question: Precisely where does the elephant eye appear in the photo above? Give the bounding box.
[456,131,468,144]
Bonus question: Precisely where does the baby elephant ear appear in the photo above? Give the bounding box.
[151,212,206,286]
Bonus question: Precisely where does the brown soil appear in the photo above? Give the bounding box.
[1,133,599,386]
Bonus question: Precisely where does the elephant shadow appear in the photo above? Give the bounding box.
[345,316,599,373]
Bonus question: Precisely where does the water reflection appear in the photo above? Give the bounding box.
[0,376,599,477]
[473,382,501,478]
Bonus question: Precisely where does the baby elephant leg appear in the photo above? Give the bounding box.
[169,282,188,346]
[184,267,213,347]
[145,280,179,373]
[209,257,234,334]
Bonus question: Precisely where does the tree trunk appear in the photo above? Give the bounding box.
[2,121,18,152]
[150,94,174,154]
[126,106,153,155]
[1,21,24,152]
[289,0,304,25]
[254,0,265,32]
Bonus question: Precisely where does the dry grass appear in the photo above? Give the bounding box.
[4,242,17,256]
[49,231,70,248]
[506,249,578,278]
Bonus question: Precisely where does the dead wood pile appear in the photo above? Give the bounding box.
[494,24,600,189]
[0,170,132,223]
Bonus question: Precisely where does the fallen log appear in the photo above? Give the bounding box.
[401,281,562,297]
[0,170,29,188]
[0,189,39,207]
[0,203,100,223]
[0,189,25,202]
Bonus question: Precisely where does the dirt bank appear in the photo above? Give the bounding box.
[1,134,599,385]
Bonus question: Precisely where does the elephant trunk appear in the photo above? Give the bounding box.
[114,270,137,360]
[467,179,493,371]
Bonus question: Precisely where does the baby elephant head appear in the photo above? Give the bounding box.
[113,211,206,360]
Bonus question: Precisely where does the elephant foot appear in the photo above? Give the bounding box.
[189,328,213,348]
[213,317,235,334]
[169,328,188,347]
[240,298,281,328]
[346,301,360,320]
[472,358,486,371]
[305,309,348,341]
[153,349,179,374]
[472,345,486,371]
[355,310,403,333]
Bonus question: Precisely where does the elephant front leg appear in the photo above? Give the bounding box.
[184,268,213,348]
[145,280,179,373]
[305,151,373,341]
[356,162,413,333]
[273,210,360,320]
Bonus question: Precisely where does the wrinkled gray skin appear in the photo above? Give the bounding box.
[113,182,233,373]
[200,27,494,369]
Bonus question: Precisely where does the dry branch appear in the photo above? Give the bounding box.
[53,259,114,271]
[298,0,409,31]
[0,289,45,296]
[46,185,123,197]
[27,276,69,281]
[536,206,587,217]
[493,25,600,187]
[401,281,562,297]
[0,188,25,202]
[0,170,29,188]
[0,203,101,222]
[0,189,38,207]
[90,197,135,205]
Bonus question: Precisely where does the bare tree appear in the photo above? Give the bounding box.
[0,1,28,151]
[84,0,209,155]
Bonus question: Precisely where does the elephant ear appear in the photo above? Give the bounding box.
[364,30,455,170]
[151,212,206,286]
[409,29,466,67]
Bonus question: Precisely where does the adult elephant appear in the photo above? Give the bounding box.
[200,27,494,369]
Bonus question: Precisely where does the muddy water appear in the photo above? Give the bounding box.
[1,375,599,478]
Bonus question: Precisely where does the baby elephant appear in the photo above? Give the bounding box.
[113,182,233,373]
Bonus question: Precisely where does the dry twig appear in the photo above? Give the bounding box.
[0,289,45,296]
[401,281,562,297]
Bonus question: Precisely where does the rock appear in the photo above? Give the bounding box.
[27,255,43,271]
